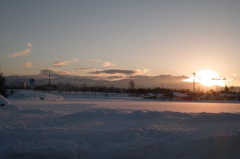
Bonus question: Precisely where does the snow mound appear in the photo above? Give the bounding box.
[0,104,21,111]
[184,112,240,122]
[0,95,11,106]
[2,93,240,159]
[9,90,65,101]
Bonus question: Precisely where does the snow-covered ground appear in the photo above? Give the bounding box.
[1,90,240,159]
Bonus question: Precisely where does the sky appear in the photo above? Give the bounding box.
[0,0,240,86]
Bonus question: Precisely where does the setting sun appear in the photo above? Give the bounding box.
[184,69,231,87]
[196,69,224,86]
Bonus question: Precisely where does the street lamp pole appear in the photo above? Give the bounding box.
[193,73,196,93]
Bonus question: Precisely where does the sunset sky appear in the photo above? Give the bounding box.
[0,0,240,86]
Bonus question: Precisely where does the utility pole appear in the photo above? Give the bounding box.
[83,82,86,95]
[48,74,51,86]
[48,74,51,92]
[193,73,196,93]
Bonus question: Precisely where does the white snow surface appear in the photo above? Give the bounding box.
[173,92,189,97]
[8,90,65,101]
[1,90,240,159]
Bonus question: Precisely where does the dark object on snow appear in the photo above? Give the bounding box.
[0,73,6,97]
[40,95,45,100]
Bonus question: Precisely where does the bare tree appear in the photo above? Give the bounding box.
[128,80,135,96]
[128,80,135,90]
[224,85,229,100]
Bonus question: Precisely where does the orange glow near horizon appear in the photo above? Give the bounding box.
[184,69,232,87]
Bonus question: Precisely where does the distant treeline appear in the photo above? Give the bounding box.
[6,79,239,98]
[25,82,192,96]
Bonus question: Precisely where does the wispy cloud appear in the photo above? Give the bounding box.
[24,62,33,68]
[40,69,71,76]
[103,61,113,67]
[92,59,102,63]
[104,75,127,81]
[92,59,115,67]
[53,61,70,67]
[27,42,32,47]
[9,42,33,58]
[76,68,100,72]
[53,58,79,67]
[91,69,136,75]
[135,69,152,76]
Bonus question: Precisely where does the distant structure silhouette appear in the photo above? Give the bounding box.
[193,73,196,93]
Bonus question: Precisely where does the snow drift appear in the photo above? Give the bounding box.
[8,90,65,101]
[0,95,11,106]
[1,107,240,159]
[1,90,240,159]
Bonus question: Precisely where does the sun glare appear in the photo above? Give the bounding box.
[196,70,223,86]
[184,69,230,87]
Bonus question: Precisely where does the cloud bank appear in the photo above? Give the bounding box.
[6,73,191,89]
[9,43,33,58]
[40,69,71,76]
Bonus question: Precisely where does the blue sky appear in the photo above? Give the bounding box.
[0,0,240,86]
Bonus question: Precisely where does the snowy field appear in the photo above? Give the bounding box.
[1,90,240,159]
